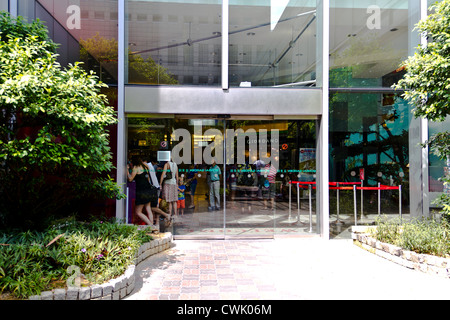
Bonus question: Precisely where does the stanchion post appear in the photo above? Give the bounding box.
[288,182,291,220]
[353,184,357,226]
[360,179,365,220]
[297,182,301,223]
[308,184,313,232]
[399,184,402,221]
[336,182,340,222]
[378,182,381,216]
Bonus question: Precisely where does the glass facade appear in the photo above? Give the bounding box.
[228,0,317,87]
[125,0,319,87]
[330,1,409,88]
[7,0,445,239]
[23,0,119,84]
[429,119,450,193]
[328,1,413,236]
[427,1,449,201]
[126,0,222,85]
[127,117,317,237]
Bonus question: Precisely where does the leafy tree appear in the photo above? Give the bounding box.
[394,0,450,217]
[0,12,124,230]
[78,33,178,85]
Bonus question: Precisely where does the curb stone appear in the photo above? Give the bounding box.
[28,232,173,300]
[351,226,450,278]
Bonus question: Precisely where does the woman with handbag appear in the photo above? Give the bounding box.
[159,156,178,220]
[127,156,158,229]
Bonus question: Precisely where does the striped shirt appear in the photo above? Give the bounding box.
[264,164,277,183]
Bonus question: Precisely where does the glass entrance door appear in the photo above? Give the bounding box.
[127,116,317,238]
[223,120,277,238]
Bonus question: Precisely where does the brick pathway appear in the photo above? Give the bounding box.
[126,238,450,300]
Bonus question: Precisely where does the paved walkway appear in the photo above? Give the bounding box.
[125,238,450,300]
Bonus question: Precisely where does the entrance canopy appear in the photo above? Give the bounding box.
[125,86,322,116]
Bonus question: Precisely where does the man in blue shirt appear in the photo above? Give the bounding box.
[208,160,221,211]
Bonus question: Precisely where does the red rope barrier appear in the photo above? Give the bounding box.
[289,181,362,185]
[329,186,353,190]
[288,181,399,191]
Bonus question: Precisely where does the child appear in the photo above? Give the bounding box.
[177,176,186,216]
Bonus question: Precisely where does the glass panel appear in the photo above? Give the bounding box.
[127,117,226,237]
[224,120,277,237]
[0,1,8,12]
[126,0,222,86]
[428,118,450,193]
[34,0,118,84]
[127,116,319,238]
[225,120,317,236]
[329,92,410,238]
[229,0,317,88]
[330,1,409,88]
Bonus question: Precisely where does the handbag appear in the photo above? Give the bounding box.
[163,162,173,181]
[148,183,159,202]
[144,170,158,202]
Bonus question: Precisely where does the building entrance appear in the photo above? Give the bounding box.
[127,115,318,238]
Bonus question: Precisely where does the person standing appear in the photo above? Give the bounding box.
[127,156,157,229]
[208,160,221,211]
[262,162,277,210]
[177,176,186,216]
[160,156,179,219]
[186,164,198,209]
[145,156,171,226]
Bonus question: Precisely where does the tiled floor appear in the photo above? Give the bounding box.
[169,197,320,238]
[128,240,291,300]
[126,238,450,300]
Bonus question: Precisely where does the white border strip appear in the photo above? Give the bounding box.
[116,0,127,222]
[222,0,229,90]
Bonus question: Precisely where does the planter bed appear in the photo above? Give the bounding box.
[28,232,173,300]
[352,226,450,278]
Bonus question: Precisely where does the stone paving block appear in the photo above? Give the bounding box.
[53,288,66,300]
[66,287,80,300]
[101,283,113,296]
[79,287,91,300]
[40,291,53,300]
[112,290,120,300]
[90,285,103,299]
[120,287,127,299]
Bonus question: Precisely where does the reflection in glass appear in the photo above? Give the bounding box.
[330,1,409,88]
[127,117,318,238]
[34,0,119,84]
[229,0,317,87]
[428,118,450,193]
[126,0,222,85]
[329,92,410,237]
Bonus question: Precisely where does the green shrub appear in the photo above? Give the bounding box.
[372,216,450,257]
[0,218,152,299]
[398,219,450,257]
[372,217,402,245]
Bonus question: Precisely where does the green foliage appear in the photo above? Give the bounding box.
[372,217,450,257]
[435,177,450,219]
[394,0,450,122]
[371,217,402,245]
[0,218,152,299]
[0,12,124,229]
[394,0,450,216]
[79,33,178,85]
